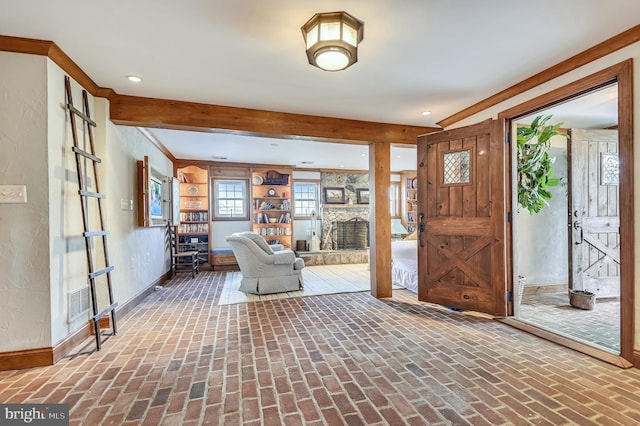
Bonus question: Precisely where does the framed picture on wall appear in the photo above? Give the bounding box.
[324,187,345,204]
[137,155,170,227]
[149,176,163,219]
[356,188,370,204]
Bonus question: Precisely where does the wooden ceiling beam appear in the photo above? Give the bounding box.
[1,34,437,144]
[109,94,438,145]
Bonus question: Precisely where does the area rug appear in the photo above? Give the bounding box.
[218,263,401,305]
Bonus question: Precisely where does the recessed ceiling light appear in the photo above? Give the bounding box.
[127,75,142,83]
[271,143,279,147]
[211,156,228,160]
[396,155,401,159]
[421,111,432,116]
[360,153,366,157]
[301,161,314,165]
[340,164,345,168]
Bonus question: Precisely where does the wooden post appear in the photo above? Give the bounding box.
[369,142,392,298]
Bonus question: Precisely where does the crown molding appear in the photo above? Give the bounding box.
[437,24,640,128]
[0,34,438,145]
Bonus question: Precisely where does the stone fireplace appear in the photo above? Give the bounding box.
[333,218,369,249]
[321,205,369,250]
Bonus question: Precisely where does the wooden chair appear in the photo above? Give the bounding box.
[169,226,199,279]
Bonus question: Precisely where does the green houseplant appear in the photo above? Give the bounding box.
[517,115,567,214]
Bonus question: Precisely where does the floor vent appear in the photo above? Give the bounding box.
[68,286,90,322]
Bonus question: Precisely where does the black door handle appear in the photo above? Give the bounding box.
[418,213,425,248]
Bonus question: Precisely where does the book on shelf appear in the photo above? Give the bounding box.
[178,223,209,233]
[180,211,208,222]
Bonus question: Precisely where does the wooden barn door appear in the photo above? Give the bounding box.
[416,119,507,316]
[569,129,620,298]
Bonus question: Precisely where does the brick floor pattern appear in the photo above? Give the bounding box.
[1,271,640,425]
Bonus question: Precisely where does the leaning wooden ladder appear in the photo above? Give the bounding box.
[64,75,118,351]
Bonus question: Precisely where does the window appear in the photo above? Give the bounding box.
[293,182,319,217]
[213,179,248,219]
[390,183,400,217]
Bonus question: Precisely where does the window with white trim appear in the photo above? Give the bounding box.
[293,182,319,217]
[213,179,248,219]
[390,183,400,217]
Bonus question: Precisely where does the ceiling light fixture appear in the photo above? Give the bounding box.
[127,75,142,83]
[421,111,432,116]
[301,11,364,72]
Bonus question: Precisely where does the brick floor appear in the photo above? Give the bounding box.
[1,271,640,425]
[520,291,620,351]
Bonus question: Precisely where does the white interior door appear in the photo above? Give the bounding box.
[570,129,620,298]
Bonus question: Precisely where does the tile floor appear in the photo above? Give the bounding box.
[1,271,640,425]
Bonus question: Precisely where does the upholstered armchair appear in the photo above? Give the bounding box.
[225,232,304,294]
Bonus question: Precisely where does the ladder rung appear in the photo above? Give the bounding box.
[89,265,114,279]
[67,103,97,127]
[72,146,102,163]
[79,190,106,199]
[84,230,110,237]
[92,302,118,322]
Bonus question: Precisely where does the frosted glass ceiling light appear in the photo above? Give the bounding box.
[301,11,364,72]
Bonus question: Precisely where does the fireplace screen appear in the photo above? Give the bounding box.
[332,218,369,250]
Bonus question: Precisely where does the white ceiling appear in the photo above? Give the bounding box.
[1,0,636,169]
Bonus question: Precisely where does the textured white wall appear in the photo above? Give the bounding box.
[0,52,176,352]
[47,60,95,344]
[0,52,52,351]
[103,123,173,305]
[516,135,569,286]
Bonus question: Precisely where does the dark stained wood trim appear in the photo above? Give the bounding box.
[634,350,640,369]
[116,271,169,319]
[2,272,169,371]
[0,35,52,55]
[138,128,177,163]
[369,142,392,298]
[498,62,628,119]
[0,34,436,161]
[490,119,507,316]
[0,35,100,95]
[110,95,437,145]
[438,24,640,128]
[0,347,53,371]
[499,318,634,369]
[617,60,635,364]
[498,59,634,365]
[53,272,168,365]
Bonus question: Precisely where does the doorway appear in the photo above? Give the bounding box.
[513,85,621,353]
[501,60,634,367]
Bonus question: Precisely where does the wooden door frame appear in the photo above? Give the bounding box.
[498,60,634,366]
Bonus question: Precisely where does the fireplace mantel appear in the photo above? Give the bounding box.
[322,204,368,209]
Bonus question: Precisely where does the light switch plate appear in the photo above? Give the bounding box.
[0,185,27,203]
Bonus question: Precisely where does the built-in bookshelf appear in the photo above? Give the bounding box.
[177,164,209,263]
[404,174,417,233]
[251,167,293,248]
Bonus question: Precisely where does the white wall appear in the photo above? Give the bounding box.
[0,52,175,352]
[448,41,640,349]
[0,52,52,351]
[516,134,569,286]
[211,221,250,248]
